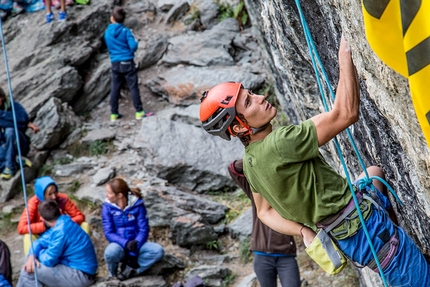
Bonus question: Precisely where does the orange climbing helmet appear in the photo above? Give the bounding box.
[200,82,251,140]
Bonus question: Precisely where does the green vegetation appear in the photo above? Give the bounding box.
[239,237,252,265]
[217,0,249,28]
[0,211,19,237]
[184,4,200,25]
[89,140,108,157]
[39,156,74,176]
[69,194,98,212]
[210,189,250,224]
[40,163,54,176]
[222,273,236,287]
[205,239,222,251]
[67,179,81,193]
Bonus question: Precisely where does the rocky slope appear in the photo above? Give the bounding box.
[0,0,429,286]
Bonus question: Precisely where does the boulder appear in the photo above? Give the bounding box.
[134,110,244,193]
[162,18,239,67]
[146,65,264,105]
[29,97,81,150]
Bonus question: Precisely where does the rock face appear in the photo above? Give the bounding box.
[244,0,430,285]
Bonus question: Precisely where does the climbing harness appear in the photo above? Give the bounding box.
[0,17,39,286]
[293,1,403,286]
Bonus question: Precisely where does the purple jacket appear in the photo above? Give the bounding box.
[102,195,149,256]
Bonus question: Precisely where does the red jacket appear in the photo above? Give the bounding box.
[17,193,85,235]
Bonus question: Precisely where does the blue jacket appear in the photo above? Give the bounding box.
[102,195,149,256]
[104,23,138,63]
[0,99,29,143]
[0,275,11,287]
[28,215,98,275]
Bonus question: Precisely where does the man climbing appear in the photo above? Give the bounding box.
[199,37,430,286]
[0,87,39,180]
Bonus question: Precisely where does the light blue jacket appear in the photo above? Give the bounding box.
[29,215,98,275]
[104,23,138,63]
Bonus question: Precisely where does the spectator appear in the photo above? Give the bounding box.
[44,0,66,23]
[0,240,12,287]
[16,200,97,287]
[104,6,154,122]
[0,87,38,180]
[17,176,90,255]
[102,178,164,281]
[228,159,301,287]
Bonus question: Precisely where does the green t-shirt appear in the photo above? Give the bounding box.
[243,119,353,227]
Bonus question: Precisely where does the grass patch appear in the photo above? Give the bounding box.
[67,180,81,193]
[239,237,252,265]
[184,4,200,25]
[217,0,248,28]
[89,140,108,157]
[222,273,236,287]
[205,239,222,251]
[210,190,250,224]
[0,212,19,237]
[69,194,98,213]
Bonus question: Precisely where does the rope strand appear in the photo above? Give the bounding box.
[293,1,404,286]
[0,17,39,287]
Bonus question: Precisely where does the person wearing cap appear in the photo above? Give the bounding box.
[17,176,89,255]
[199,37,430,286]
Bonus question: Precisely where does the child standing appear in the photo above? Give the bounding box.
[104,6,153,122]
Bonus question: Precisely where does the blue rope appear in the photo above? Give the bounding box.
[0,17,39,287]
[294,1,404,286]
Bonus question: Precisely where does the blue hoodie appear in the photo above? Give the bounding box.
[104,23,138,63]
[35,176,58,201]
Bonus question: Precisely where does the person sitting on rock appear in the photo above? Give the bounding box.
[16,200,97,287]
[0,86,39,180]
[17,175,90,255]
[104,6,154,122]
[102,178,164,281]
[0,239,12,287]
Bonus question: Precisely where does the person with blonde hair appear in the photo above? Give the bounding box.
[102,178,164,281]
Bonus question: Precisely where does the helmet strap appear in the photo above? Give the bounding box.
[251,122,271,135]
[228,116,270,137]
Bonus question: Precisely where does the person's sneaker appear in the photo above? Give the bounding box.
[11,2,24,16]
[16,156,32,168]
[135,111,154,120]
[117,266,136,281]
[46,12,54,23]
[58,11,67,21]
[110,113,123,122]
[1,167,14,180]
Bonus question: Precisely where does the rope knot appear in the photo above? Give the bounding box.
[358,177,373,190]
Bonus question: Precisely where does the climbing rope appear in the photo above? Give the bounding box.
[293,1,403,286]
[0,17,39,287]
